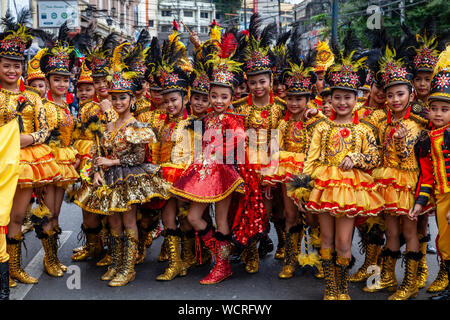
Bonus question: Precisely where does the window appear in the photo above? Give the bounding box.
[200,11,208,19]
[216,12,221,20]
[161,25,171,32]
[162,10,171,17]
[200,26,208,34]
[148,20,154,27]
[184,10,193,17]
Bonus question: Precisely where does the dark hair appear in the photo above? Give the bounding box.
[330,88,357,97]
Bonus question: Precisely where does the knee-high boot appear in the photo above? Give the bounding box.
[109,229,138,287]
[7,233,38,283]
[388,251,422,300]
[156,228,187,281]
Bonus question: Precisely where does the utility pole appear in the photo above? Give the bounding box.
[399,0,405,25]
[277,0,281,32]
[244,0,247,30]
[331,0,338,43]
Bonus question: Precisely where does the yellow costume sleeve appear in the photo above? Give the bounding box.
[348,126,381,171]
[302,124,323,177]
[29,95,50,145]
[0,120,20,230]
[393,121,421,161]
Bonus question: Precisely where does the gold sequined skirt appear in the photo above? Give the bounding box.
[74,163,171,215]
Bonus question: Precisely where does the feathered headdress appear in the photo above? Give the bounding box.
[241,13,277,76]
[282,28,317,96]
[206,31,242,89]
[130,29,151,79]
[429,45,450,102]
[106,42,141,94]
[189,42,215,95]
[84,32,119,77]
[144,36,163,91]
[377,45,413,90]
[77,60,93,85]
[314,40,334,73]
[326,27,367,93]
[156,33,190,94]
[272,30,291,83]
[39,22,75,76]
[209,20,222,43]
[0,9,33,61]
[27,48,46,83]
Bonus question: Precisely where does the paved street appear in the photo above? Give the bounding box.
[10,201,441,300]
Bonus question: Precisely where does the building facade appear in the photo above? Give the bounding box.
[157,0,216,54]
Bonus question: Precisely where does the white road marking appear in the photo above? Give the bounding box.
[9,230,72,300]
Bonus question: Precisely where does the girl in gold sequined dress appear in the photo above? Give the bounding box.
[74,43,170,287]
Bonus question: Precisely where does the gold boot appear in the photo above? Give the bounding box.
[7,233,38,284]
[278,225,302,279]
[96,227,112,267]
[350,243,382,282]
[136,223,152,265]
[417,237,429,289]
[52,226,67,272]
[157,235,169,262]
[388,251,422,300]
[181,230,197,270]
[72,225,103,262]
[101,231,124,281]
[363,248,400,292]
[274,221,286,260]
[9,276,17,288]
[41,230,64,277]
[109,229,138,287]
[242,241,259,274]
[156,229,187,281]
[320,248,338,300]
[427,260,449,293]
[336,256,351,300]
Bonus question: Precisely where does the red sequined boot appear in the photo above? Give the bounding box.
[199,231,232,285]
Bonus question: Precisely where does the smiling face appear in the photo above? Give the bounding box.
[209,85,233,113]
[273,81,286,99]
[190,92,209,116]
[247,73,272,99]
[315,71,325,94]
[234,81,248,100]
[111,92,135,115]
[0,57,23,87]
[286,94,308,116]
[48,74,70,98]
[429,100,450,129]
[370,83,386,105]
[163,91,187,117]
[150,89,164,108]
[93,76,110,99]
[386,84,411,115]
[413,71,432,100]
[331,89,357,119]
[77,83,95,103]
[29,78,47,98]
[321,94,333,118]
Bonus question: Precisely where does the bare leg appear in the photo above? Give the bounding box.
[8,187,33,238]
[161,199,178,230]
[215,196,232,235]
[281,184,299,232]
[384,214,401,252]
[187,202,209,231]
[402,215,420,252]
[318,213,335,251]
[334,216,355,259]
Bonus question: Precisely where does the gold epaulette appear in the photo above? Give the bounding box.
[274,96,286,107]
[409,113,429,127]
[306,115,326,131]
[232,96,248,109]
[25,85,42,96]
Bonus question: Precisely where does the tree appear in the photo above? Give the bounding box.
[338,0,449,47]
